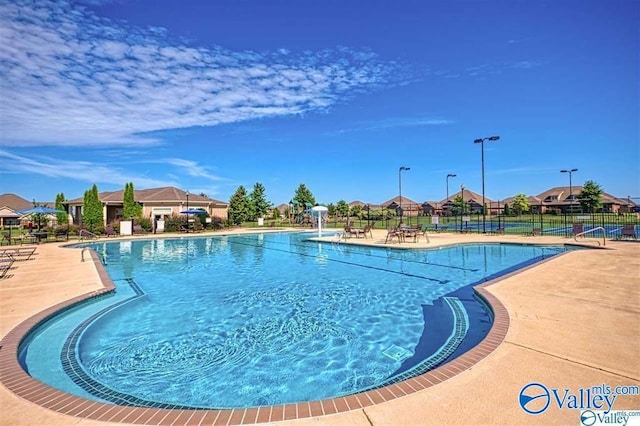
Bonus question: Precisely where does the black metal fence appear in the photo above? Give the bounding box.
[331,212,639,239]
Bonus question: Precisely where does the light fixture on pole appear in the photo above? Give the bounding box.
[399,166,410,223]
[560,168,578,213]
[474,135,500,233]
[446,173,457,215]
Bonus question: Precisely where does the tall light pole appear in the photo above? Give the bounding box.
[446,173,457,215]
[460,183,465,231]
[474,135,500,233]
[399,166,410,223]
[186,190,190,231]
[560,168,578,213]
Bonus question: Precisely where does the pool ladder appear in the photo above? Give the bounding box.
[574,226,606,246]
[81,247,107,265]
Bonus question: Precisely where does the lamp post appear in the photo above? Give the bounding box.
[446,173,456,216]
[460,183,465,231]
[186,190,190,230]
[474,135,500,233]
[399,166,410,223]
[560,169,578,213]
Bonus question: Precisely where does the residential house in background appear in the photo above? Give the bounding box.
[0,194,58,229]
[66,187,228,226]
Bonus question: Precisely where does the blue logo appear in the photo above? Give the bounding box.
[580,410,597,426]
[519,382,551,414]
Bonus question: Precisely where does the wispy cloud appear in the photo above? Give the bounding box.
[159,158,228,182]
[326,115,454,135]
[489,166,559,176]
[0,0,402,147]
[0,149,177,188]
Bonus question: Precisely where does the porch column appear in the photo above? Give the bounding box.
[103,204,107,226]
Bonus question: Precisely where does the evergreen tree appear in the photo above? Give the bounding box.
[512,194,530,216]
[54,193,68,225]
[503,203,511,216]
[228,186,249,225]
[451,195,466,216]
[336,200,349,218]
[293,184,316,208]
[579,181,603,213]
[248,182,271,220]
[82,184,103,231]
[123,182,142,218]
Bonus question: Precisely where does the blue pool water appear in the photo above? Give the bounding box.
[20,232,575,409]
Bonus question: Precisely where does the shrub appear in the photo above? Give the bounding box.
[164,215,187,232]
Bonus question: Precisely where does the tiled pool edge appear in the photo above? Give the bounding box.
[0,248,516,425]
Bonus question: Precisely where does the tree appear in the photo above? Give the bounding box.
[54,193,68,225]
[512,194,530,216]
[228,186,249,225]
[248,182,271,220]
[293,184,316,208]
[451,195,466,216]
[351,205,363,218]
[503,203,511,216]
[82,184,103,231]
[123,182,142,219]
[327,203,336,217]
[579,180,603,213]
[335,200,349,218]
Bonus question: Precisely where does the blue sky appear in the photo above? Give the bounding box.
[0,0,638,206]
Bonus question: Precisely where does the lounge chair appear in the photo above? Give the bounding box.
[490,227,505,235]
[0,254,15,279]
[0,247,36,261]
[104,226,117,237]
[179,225,190,233]
[619,225,637,240]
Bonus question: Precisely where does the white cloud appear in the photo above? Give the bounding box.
[0,149,177,188]
[0,0,400,148]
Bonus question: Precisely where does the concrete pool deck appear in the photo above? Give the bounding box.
[0,229,638,425]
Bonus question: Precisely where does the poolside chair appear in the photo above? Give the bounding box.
[55,228,69,241]
[619,225,637,240]
[133,225,147,235]
[572,223,584,237]
[0,247,37,261]
[362,223,374,239]
[490,227,505,235]
[385,227,401,244]
[529,228,542,237]
[104,226,117,237]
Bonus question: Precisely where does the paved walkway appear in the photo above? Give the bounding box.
[0,230,638,425]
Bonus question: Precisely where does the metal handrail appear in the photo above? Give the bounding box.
[574,226,606,246]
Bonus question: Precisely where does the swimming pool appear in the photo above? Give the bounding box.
[19,232,574,409]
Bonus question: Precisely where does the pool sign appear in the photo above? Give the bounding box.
[431,216,439,225]
[462,216,471,222]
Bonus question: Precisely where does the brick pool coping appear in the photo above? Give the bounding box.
[0,243,558,425]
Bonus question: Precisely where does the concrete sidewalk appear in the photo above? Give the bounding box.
[0,231,638,425]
